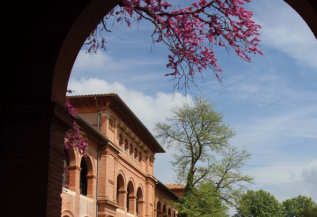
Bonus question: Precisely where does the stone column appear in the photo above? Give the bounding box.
[157,210,163,217]
[68,165,81,192]
[98,150,108,199]
[100,110,111,137]
[87,175,97,199]
[137,200,145,217]
[118,190,127,210]
[128,195,137,215]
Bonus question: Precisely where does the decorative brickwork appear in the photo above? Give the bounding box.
[59,94,178,217]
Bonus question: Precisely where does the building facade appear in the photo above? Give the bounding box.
[61,94,180,217]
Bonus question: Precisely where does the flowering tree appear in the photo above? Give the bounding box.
[62,91,88,189]
[85,0,263,91]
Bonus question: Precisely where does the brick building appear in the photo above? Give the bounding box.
[61,93,181,217]
[164,184,186,199]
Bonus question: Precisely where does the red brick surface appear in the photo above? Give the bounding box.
[59,98,178,216]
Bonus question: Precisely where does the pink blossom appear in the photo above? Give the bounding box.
[84,0,262,88]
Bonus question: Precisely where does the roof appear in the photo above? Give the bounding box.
[164,184,186,189]
[67,93,165,154]
[156,181,180,201]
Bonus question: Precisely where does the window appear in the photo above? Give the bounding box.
[109,117,114,128]
[129,144,133,155]
[80,157,88,196]
[127,181,135,213]
[116,174,125,207]
[137,187,143,216]
[139,152,142,163]
[119,135,123,148]
[134,148,138,159]
[125,139,128,151]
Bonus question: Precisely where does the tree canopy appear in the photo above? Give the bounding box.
[234,189,283,217]
[282,195,317,217]
[154,95,253,208]
[175,180,230,217]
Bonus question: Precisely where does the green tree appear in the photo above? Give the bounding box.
[282,195,317,217]
[234,189,283,217]
[154,95,254,211]
[300,206,317,217]
[174,181,230,217]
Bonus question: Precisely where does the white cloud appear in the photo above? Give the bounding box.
[302,159,317,187]
[251,0,317,68]
[72,50,160,74]
[67,77,193,131]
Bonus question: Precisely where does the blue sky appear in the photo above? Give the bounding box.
[67,0,317,215]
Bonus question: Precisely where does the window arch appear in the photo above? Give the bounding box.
[157,201,162,217]
[124,139,128,151]
[116,174,125,208]
[134,148,138,159]
[136,187,144,217]
[127,181,135,214]
[109,117,114,128]
[119,134,123,148]
[61,210,74,217]
[163,204,167,217]
[80,157,88,196]
[129,143,133,155]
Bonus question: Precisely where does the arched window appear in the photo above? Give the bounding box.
[163,204,167,217]
[116,174,125,208]
[134,148,138,159]
[127,181,135,213]
[139,152,142,163]
[129,144,133,155]
[125,139,128,151]
[136,187,143,216]
[119,134,123,148]
[80,157,88,196]
[109,117,114,128]
[157,201,162,217]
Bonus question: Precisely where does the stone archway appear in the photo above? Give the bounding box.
[2,1,122,216]
[126,180,136,215]
[156,200,162,217]
[136,186,144,217]
[116,173,126,208]
[284,0,317,39]
[1,0,316,216]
